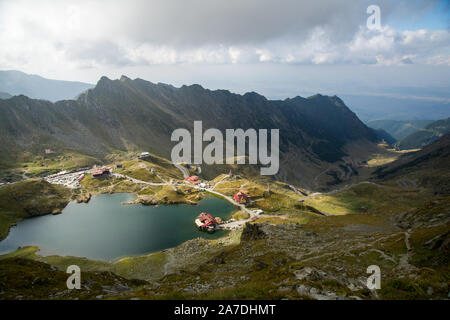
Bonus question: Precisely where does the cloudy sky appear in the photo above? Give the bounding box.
[0,0,449,99]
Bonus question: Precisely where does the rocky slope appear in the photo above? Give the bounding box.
[0,134,449,300]
[398,118,450,150]
[367,119,433,141]
[374,133,450,195]
[0,76,379,187]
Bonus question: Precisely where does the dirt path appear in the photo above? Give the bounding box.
[397,231,417,272]
[211,174,230,191]
[112,173,168,186]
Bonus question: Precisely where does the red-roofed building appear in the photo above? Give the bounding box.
[185,176,200,184]
[234,191,249,204]
[92,168,110,178]
[195,212,216,232]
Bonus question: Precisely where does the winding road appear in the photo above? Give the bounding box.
[173,163,190,179]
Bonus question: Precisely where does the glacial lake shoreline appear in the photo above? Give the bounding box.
[0,193,236,261]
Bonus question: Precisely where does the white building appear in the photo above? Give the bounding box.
[139,152,150,159]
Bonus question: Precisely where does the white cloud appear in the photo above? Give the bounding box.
[0,0,448,81]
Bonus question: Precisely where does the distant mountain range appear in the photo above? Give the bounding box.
[0,70,93,102]
[374,133,450,195]
[367,119,434,141]
[367,118,450,149]
[0,92,11,99]
[0,75,379,186]
[398,118,450,150]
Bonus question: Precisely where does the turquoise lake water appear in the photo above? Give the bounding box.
[0,193,235,261]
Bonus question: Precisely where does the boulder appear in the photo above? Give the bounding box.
[240,223,267,241]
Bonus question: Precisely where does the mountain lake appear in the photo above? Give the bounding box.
[0,193,236,261]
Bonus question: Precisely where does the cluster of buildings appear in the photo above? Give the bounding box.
[44,165,114,188]
[44,170,86,188]
[185,176,201,184]
[184,176,209,189]
[195,212,217,232]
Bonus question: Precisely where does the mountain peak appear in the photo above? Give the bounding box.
[94,76,118,92]
[181,84,204,90]
[98,76,112,83]
[307,93,324,99]
[120,75,131,82]
[243,91,267,102]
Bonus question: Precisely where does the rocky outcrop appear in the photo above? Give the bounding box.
[122,194,198,206]
[240,223,267,241]
[76,193,91,203]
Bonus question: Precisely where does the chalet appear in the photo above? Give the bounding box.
[195,212,216,232]
[92,168,110,178]
[234,190,249,204]
[44,149,52,154]
[185,176,200,185]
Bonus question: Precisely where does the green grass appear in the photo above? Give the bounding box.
[232,210,250,220]
[305,182,427,216]
[0,150,448,300]
[0,257,147,300]
[22,152,99,177]
[0,179,71,240]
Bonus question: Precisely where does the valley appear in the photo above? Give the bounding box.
[1,0,449,310]
[0,75,448,301]
[0,134,448,300]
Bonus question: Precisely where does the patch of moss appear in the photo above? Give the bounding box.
[232,210,250,221]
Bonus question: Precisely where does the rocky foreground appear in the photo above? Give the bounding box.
[1,136,449,300]
[1,195,448,300]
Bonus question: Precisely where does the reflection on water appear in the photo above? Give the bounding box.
[0,193,234,261]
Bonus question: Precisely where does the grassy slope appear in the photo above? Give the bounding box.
[127,193,449,300]
[213,176,320,224]
[0,143,449,299]
[0,179,71,240]
[22,152,100,177]
[0,257,147,300]
[399,118,450,149]
[0,175,449,299]
[0,151,101,182]
[304,182,427,216]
